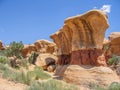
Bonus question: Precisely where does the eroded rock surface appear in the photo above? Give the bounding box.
[63,65,120,87]
[0,40,4,50]
[22,40,57,57]
[34,40,57,54]
[22,44,36,57]
[50,10,109,66]
[109,32,120,41]
[107,32,120,56]
[35,53,58,70]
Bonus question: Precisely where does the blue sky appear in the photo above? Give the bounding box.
[0,0,120,45]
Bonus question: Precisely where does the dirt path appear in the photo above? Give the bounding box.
[0,78,28,90]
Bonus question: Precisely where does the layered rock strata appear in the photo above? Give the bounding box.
[107,32,120,56]
[63,65,120,86]
[50,10,109,66]
[21,40,57,57]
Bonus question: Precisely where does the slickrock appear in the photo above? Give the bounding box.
[50,10,109,66]
[63,65,120,87]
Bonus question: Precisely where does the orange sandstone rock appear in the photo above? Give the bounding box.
[50,10,109,66]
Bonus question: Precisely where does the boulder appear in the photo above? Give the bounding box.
[35,53,57,70]
[47,65,56,72]
[107,32,120,56]
[63,65,120,87]
[50,10,109,66]
[34,40,57,54]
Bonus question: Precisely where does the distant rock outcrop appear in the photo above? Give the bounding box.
[22,44,36,57]
[34,40,57,54]
[107,32,120,56]
[21,40,57,57]
[109,32,120,41]
[0,40,4,50]
[50,10,109,66]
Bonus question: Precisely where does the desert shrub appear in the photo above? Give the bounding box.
[28,52,39,65]
[20,66,51,85]
[108,55,120,65]
[104,44,109,51]
[0,50,5,56]
[16,58,28,68]
[0,63,51,85]
[0,63,21,81]
[27,66,51,80]
[4,41,24,58]
[89,82,106,90]
[28,79,79,90]
[28,81,40,90]
[108,82,120,90]
[0,56,7,64]
[89,82,120,90]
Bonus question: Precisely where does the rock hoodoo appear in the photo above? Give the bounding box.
[50,10,109,66]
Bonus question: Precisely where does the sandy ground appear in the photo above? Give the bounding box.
[0,78,28,90]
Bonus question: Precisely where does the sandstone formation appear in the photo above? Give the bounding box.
[47,65,56,72]
[22,44,36,57]
[107,32,120,56]
[63,65,120,87]
[50,10,109,66]
[109,32,120,41]
[34,40,57,54]
[21,40,57,57]
[35,53,57,70]
[0,40,4,50]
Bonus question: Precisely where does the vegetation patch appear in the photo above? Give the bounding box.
[28,79,79,90]
[108,55,120,65]
[0,63,51,85]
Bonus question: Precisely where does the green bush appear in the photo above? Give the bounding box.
[108,55,120,65]
[17,58,28,68]
[4,41,24,58]
[28,52,39,65]
[0,56,7,64]
[0,63,21,81]
[104,44,109,51]
[27,66,51,80]
[0,50,5,56]
[89,82,106,90]
[108,82,120,90]
[18,66,51,85]
[28,79,79,90]
[0,63,51,85]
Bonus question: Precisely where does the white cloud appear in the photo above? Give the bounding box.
[93,7,97,9]
[100,5,111,13]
